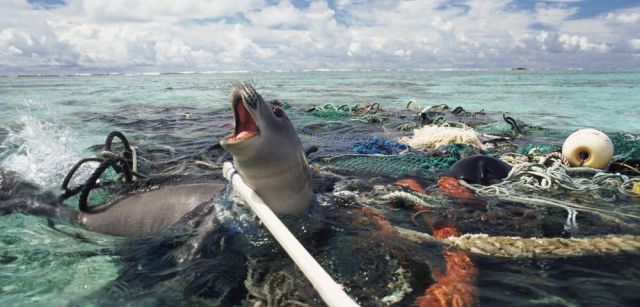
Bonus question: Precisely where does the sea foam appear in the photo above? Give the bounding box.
[0,115,95,191]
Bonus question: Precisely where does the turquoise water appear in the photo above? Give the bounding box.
[2,70,639,136]
[1,70,640,306]
[2,70,638,187]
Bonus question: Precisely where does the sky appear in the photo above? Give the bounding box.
[1,0,639,74]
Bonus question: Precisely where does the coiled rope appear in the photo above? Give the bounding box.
[58,131,145,212]
[371,157,640,258]
[466,161,640,199]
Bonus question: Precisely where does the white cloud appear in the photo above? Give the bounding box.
[430,16,453,31]
[607,12,640,24]
[0,0,638,73]
[76,0,263,22]
[559,34,609,52]
[534,2,579,25]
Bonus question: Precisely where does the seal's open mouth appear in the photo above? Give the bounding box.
[227,95,258,143]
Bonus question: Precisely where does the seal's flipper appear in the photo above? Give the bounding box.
[0,170,78,223]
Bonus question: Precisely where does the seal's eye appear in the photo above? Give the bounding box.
[272,106,284,118]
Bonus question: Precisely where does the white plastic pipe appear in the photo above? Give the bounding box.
[223,162,359,307]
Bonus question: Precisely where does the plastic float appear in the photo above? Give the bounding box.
[562,128,614,169]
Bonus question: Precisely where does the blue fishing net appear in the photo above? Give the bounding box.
[352,136,407,155]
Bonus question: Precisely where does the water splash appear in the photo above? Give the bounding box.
[0,115,95,191]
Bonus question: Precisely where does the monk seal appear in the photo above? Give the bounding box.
[443,155,512,185]
[1,83,314,238]
[2,83,314,237]
[220,83,314,215]
[0,168,225,238]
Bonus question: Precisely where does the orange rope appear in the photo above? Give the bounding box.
[416,227,478,307]
[396,178,426,194]
[395,178,479,307]
[437,176,477,200]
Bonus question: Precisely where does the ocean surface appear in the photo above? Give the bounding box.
[1,70,639,306]
[2,70,640,143]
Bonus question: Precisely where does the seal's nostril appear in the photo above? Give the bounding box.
[244,92,258,109]
[246,97,257,109]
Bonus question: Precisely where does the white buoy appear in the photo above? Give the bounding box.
[562,129,614,169]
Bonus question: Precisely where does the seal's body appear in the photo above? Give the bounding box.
[77,183,225,237]
[220,83,314,215]
[0,169,224,238]
[444,155,511,185]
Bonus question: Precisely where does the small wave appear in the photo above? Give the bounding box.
[202,70,250,74]
[0,115,95,191]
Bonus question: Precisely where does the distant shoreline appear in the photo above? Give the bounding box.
[3,68,640,78]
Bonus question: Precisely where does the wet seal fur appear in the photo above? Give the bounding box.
[220,83,314,215]
[0,169,225,238]
[443,155,512,185]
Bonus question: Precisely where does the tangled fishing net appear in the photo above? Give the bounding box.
[517,144,561,157]
[307,104,351,119]
[352,136,407,155]
[611,133,640,163]
[400,125,484,150]
[468,161,640,198]
[474,122,514,137]
[311,153,459,179]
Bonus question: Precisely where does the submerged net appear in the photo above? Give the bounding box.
[474,122,513,136]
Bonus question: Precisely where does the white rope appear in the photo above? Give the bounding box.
[469,162,639,198]
[223,162,359,307]
[130,145,138,178]
[380,191,436,207]
[394,226,640,258]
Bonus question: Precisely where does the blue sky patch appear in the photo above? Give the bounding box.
[179,13,251,27]
[509,0,640,19]
[27,0,66,9]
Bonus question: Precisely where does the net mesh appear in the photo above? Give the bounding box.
[352,136,407,155]
[311,153,459,179]
[474,122,513,136]
[517,144,561,156]
[308,104,351,119]
[611,133,640,162]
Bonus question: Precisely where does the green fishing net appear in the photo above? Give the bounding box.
[517,144,561,156]
[475,122,513,136]
[311,153,458,179]
[308,104,352,119]
[611,133,640,162]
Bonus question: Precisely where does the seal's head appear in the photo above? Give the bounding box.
[220,83,294,158]
[220,83,313,215]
